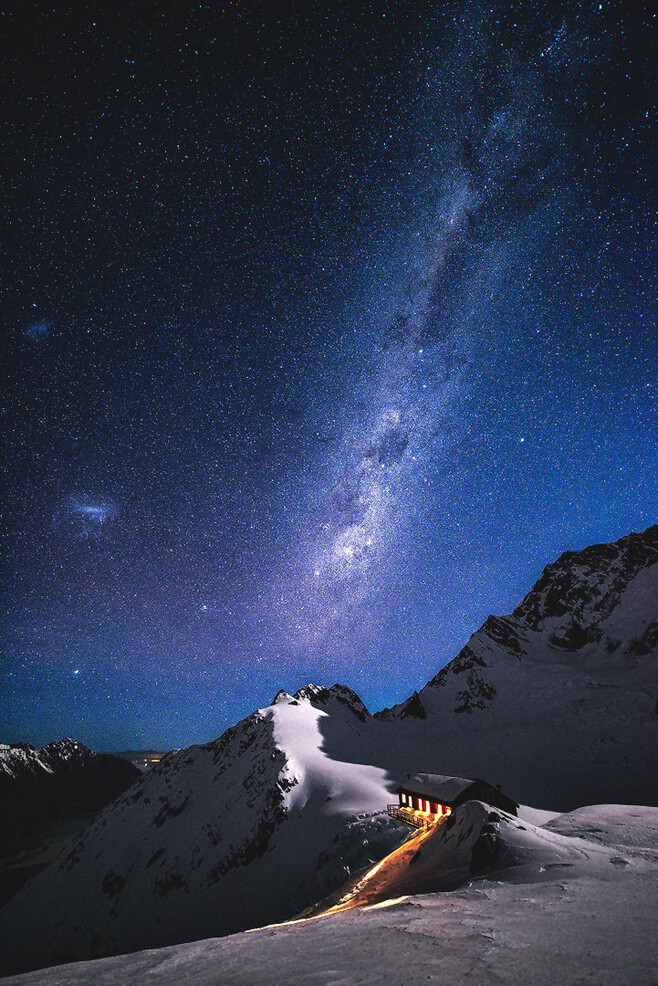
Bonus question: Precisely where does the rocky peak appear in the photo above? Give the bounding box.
[513,526,658,635]
[375,690,427,721]
[293,683,371,722]
[271,689,294,705]
[403,524,658,721]
[7,742,36,753]
[39,738,90,765]
[45,737,83,752]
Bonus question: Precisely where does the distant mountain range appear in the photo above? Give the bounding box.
[0,739,140,846]
[0,525,655,976]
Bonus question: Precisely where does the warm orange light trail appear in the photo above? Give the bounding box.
[243,815,444,938]
[319,823,435,916]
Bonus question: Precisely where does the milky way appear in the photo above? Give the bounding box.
[3,1,655,747]
[269,6,614,655]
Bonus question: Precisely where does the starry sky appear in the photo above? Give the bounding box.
[2,1,656,750]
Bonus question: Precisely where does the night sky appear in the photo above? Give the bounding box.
[2,1,656,750]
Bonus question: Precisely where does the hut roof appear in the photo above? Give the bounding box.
[398,773,475,803]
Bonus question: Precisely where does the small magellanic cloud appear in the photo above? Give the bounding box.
[26,321,49,340]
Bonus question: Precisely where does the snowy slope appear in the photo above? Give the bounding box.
[0,687,407,976]
[323,799,658,911]
[372,525,658,809]
[3,803,657,986]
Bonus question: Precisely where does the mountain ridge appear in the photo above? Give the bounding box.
[377,525,658,722]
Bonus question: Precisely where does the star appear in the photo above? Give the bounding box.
[2,0,653,750]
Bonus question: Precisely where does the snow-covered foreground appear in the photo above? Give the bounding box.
[9,875,649,986]
[3,803,657,986]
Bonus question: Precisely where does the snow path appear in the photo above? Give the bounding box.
[317,826,431,914]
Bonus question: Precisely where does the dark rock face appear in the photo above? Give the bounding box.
[549,621,596,651]
[375,690,427,721]
[513,526,658,634]
[400,691,427,720]
[0,740,141,845]
[479,615,526,655]
[426,641,488,691]
[454,673,496,714]
[423,642,497,715]
[632,622,658,656]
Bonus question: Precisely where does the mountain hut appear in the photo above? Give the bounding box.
[388,772,518,828]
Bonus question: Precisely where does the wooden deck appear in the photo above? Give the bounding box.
[386,804,438,830]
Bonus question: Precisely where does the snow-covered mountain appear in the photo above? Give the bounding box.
[0,739,140,846]
[374,525,658,809]
[0,525,655,976]
[0,688,406,975]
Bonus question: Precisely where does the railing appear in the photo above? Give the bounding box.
[386,804,436,830]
